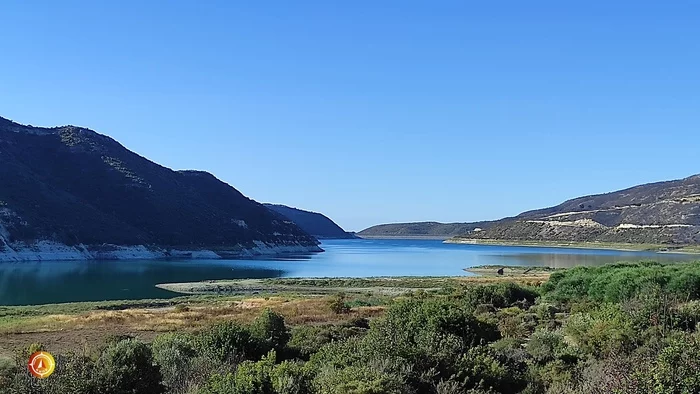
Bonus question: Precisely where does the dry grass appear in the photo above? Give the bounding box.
[0,274,541,357]
[0,296,385,357]
[456,275,550,287]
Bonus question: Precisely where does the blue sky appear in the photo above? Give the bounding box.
[2,1,699,231]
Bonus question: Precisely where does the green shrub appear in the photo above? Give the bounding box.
[197,321,259,362]
[152,332,202,392]
[251,309,291,355]
[542,262,700,304]
[95,338,165,394]
[454,345,528,393]
[652,335,700,393]
[459,283,539,309]
[287,325,367,360]
[47,352,99,394]
[312,361,409,394]
[271,361,314,394]
[199,352,276,394]
[674,300,700,331]
[526,329,566,364]
[564,303,636,357]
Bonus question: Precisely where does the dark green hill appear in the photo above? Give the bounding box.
[0,116,320,260]
[264,204,355,239]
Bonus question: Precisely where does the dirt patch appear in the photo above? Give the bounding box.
[0,329,160,359]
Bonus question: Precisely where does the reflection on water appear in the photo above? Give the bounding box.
[0,239,697,305]
[0,260,286,306]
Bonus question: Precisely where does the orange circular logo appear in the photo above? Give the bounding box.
[28,351,56,379]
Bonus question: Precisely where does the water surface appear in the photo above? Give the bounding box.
[0,239,696,305]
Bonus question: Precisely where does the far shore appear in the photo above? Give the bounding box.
[445,238,700,254]
[356,235,449,240]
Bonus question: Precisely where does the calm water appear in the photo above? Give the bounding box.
[0,239,697,305]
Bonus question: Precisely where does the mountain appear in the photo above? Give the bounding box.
[264,204,356,239]
[358,221,495,239]
[0,116,321,261]
[453,174,700,245]
[361,175,700,246]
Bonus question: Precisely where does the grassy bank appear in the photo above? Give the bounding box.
[5,261,700,393]
[445,237,700,253]
[157,276,461,297]
[0,274,546,359]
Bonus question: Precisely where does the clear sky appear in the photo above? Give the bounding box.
[2,1,699,231]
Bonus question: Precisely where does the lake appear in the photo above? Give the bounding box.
[0,239,697,305]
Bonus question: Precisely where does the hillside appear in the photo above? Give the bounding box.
[360,175,700,246]
[452,175,700,246]
[0,116,321,261]
[358,221,495,238]
[264,204,356,239]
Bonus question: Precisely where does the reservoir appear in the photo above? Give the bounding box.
[0,239,696,305]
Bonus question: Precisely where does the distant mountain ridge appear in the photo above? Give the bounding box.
[361,175,700,246]
[264,204,356,239]
[358,221,495,239]
[0,116,321,261]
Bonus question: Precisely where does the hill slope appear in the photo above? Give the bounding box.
[361,175,700,246]
[358,221,494,239]
[453,175,700,246]
[264,204,355,239]
[0,116,321,261]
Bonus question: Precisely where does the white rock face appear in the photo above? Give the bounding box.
[244,240,323,256]
[0,241,93,262]
[0,240,321,262]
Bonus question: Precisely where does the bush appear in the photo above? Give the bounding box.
[542,262,700,304]
[563,303,635,357]
[152,332,205,393]
[674,300,700,331]
[526,330,566,364]
[312,361,409,394]
[95,338,165,394]
[251,309,291,355]
[328,294,351,314]
[459,283,539,309]
[652,335,700,393]
[287,325,367,360]
[271,361,314,394]
[454,345,529,393]
[199,352,276,394]
[197,321,259,362]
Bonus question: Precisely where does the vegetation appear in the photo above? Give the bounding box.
[3,262,700,393]
[366,173,700,247]
[448,238,700,253]
[0,117,317,248]
[264,204,355,239]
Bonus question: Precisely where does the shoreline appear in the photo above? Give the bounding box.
[0,241,324,262]
[356,235,449,240]
[444,238,700,254]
